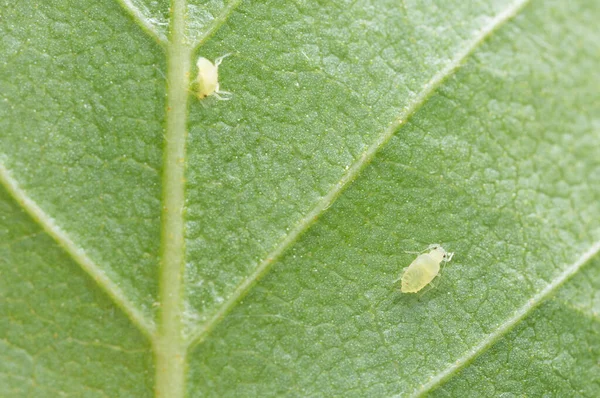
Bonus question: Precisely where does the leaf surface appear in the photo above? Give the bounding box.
[1,0,599,396]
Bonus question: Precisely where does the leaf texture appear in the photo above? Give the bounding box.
[1,0,599,396]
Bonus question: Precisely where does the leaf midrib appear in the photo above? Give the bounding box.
[154,0,190,396]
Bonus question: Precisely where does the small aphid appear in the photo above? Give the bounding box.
[397,244,454,293]
[195,54,232,100]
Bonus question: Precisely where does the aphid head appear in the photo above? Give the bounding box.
[426,245,444,262]
[441,251,454,262]
[427,244,454,263]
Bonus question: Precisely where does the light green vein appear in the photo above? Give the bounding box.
[117,0,168,46]
[0,162,155,339]
[186,0,533,349]
[560,302,600,324]
[154,0,191,396]
[192,0,244,50]
[412,240,600,397]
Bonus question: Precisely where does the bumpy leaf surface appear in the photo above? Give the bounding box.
[1,0,599,396]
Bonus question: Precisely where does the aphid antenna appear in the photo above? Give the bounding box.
[214,52,233,66]
[443,251,455,262]
[403,243,441,255]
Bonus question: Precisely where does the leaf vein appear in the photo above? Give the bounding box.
[116,0,168,46]
[0,162,156,339]
[560,302,600,325]
[185,0,533,349]
[193,0,244,50]
[411,240,600,397]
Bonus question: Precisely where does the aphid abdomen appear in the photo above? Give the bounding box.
[401,254,440,293]
[195,57,219,99]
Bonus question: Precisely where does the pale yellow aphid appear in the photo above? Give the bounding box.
[195,54,232,100]
[396,244,454,293]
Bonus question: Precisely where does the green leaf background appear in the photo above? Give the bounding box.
[1,0,599,396]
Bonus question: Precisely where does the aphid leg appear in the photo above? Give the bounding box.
[392,268,407,285]
[186,87,198,97]
[188,87,211,107]
[213,92,231,101]
[417,274,443,297]
[430,257,452,291]
[214,53,232,66]
[417,283,436,298]
[211,82,232,101]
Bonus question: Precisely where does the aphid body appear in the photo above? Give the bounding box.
[400,244,454,293]
[195,54,231,100]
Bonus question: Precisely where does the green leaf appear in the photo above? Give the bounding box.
[1,0,599,396]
